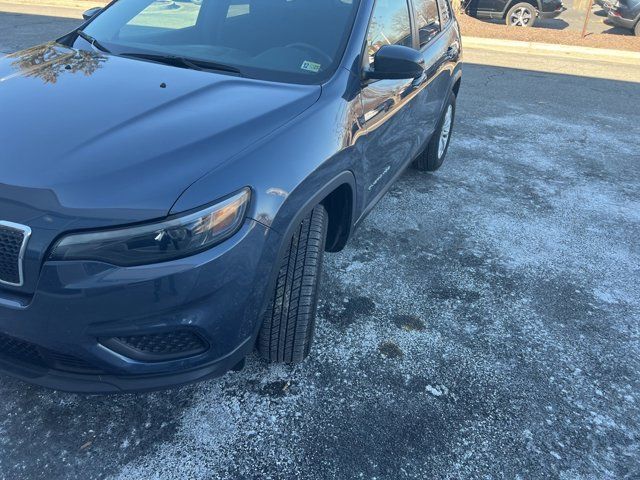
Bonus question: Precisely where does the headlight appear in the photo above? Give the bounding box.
[50,188,250,266]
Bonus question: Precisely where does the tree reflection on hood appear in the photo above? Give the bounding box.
[7,43,106,84]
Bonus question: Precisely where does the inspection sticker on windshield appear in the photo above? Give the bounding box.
[301,61,321,73]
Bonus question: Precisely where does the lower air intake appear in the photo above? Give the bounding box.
[0,333,47,367]
[102,331,208,362]
[0,332,103,374]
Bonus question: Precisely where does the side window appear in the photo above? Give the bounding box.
[124,0,203,31]
[366,0,413,64]
[437,0,451,25]
[414,0,440,47]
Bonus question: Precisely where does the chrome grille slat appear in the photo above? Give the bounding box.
[0,221,31,287]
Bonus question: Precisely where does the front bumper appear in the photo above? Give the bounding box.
[0,220,279,393]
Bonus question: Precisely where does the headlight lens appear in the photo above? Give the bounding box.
[50,188,250,266]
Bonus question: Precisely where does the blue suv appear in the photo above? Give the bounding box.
[0,0,462,392]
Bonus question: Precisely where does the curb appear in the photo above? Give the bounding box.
[463,36,640,64]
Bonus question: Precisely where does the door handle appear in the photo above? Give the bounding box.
[361,99,394,124]
[422,45,458,85]
[422,45,458,82]
[445,44,459,61]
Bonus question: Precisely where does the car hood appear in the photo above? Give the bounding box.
[0,43,321,228]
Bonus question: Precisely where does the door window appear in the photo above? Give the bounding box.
[413,0,440,47]
[366,0,413,63]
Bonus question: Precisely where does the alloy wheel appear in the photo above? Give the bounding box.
[510,7,533,26]
[438,105,453,159]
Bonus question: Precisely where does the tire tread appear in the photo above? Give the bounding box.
[258,205,328,363]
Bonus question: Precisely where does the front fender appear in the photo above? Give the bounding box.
[170,69,364,239]
[169,69,364,340]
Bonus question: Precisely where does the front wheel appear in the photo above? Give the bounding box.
[634,21,639,36]
[258,205,328,363]
[412,93,456,172]
[506,2,537,27]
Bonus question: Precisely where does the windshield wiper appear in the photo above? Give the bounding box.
[76,29,111,53]
[120,52,244,76]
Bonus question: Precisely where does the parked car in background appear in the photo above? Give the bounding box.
[595,0,617,10]
[0,0,462,392]
[464,0,565,26]
[607,0,640,35]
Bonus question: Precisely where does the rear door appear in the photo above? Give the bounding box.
[411,0,459,151]
[469,0,507,15]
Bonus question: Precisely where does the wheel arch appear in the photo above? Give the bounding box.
[321,182,355,252]
[276,171,356,255]
[452,76,462,97]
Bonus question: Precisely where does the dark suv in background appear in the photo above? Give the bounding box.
[607,0,640,35]
[0,0,462,392]
[465,0,565,26]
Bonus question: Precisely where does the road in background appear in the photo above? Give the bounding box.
[1,7,639,480]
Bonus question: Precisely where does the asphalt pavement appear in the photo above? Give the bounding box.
[1,7,639,480]
[0,8,79,54]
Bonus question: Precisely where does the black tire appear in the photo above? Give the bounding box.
[505,2,537,27]
[412,93,456,172]
[258,205,328,363]
[634,21,639,37]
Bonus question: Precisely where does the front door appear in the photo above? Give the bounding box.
[359,0,420,208]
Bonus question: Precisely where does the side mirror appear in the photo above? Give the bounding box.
[82,7,102,21]
[365,45,425,81]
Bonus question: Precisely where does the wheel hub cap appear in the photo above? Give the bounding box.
[511,7,532,26]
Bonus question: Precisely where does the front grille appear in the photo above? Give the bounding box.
[0,332,103,374]
[104,331,208,361]
[0,222,29,286]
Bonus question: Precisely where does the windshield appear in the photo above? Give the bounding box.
[81,0,361,84]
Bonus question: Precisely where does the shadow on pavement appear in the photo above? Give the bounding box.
[536,18,571,30]
[601,27,634,35]
[600,20,634,36]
